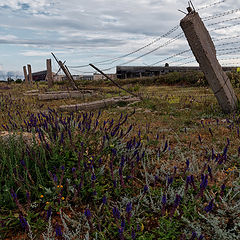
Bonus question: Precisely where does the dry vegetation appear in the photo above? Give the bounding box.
[0,76,240,239]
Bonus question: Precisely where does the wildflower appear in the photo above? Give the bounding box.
[208,166,213,181]
[185,176,191,191]
[220,184,226,196]
[204,199,214,213]
[167,176,173,185]
[126,202,132,214]
[61,197,65,200]
[190,231,197,240]
[40,195,44,198]
[113,207,120,219]
[131,228,136,239]
[20,160,26,167]
[162,195,167,205]
[91,174,96,181]
[161,195,167,216]
[102,196,107,205]
[143,185,148,193]
[84,208,91,219]
[55,224,63,237]
[47,206,52,220]
[19,215,29,231]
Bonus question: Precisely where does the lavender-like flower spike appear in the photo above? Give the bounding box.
[204,199,214,213]
[55,224,63,236]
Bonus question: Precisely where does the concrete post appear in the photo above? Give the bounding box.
[27,64,33,85]
[180,10,238,113]
[23,66,28,85]
[46,59,53,88]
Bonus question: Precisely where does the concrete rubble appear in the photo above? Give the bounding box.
[59,96,141,112]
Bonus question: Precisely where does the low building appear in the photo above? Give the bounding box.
[93,73,117,81]
[32,70,48,81]
[116,65,238,79]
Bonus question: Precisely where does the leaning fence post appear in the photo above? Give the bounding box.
[180,8,238,113]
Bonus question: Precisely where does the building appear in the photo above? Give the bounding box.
[32,70,48,81]
[116,65,238,79]
[93,73,116,81]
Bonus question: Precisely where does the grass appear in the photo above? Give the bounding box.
[0,79,240,239]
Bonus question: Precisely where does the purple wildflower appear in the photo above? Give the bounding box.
[143,185,149,193]
[47,206,52,220]
[102,196,107,205]
[190,231,197,240]
[55,224,63,237]
[113,207,120,219]
[204,199,214,213]
[84,208,91,219]
[126,202,132,213]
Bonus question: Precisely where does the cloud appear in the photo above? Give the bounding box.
[0,0,240,73]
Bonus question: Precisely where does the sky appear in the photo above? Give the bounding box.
[0,0,240,79]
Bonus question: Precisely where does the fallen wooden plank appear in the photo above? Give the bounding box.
[59,96,140,112]
[38,90,95,100]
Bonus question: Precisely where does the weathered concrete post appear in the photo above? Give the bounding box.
[46,59,54,88]
[180,9,238,113]
[27,64,33,86]
[23,66,29,85]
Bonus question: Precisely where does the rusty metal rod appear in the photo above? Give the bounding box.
[89,63,142,99]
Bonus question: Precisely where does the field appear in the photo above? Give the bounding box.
[0,78,240,240]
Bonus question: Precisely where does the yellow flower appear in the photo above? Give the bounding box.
[61,197,65,200]
[46,202,50,205]
[141,223,144,232]
[60,185,63,188]
[57,185,60,188]
[40,195,44,198]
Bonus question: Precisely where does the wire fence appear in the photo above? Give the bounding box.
[65,0,240,74]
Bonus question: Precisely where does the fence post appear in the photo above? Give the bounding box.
[46,59,54,88]
[23,66,28,85]
[180,9,238,113]
[27,64,33,86]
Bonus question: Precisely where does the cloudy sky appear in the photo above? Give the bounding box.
[0,0,240,78]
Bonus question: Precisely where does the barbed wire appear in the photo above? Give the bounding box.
[217,46,240,52]
[68,25,180,68]
[211,21,240,31]
[196,0,225,11]
[207,16,240,27]
[150,49,192,66]
[213,34,240,42]
[215,40,240,47]
[68,32,185,72]
[67,0,239,73]
[203,8,240,21]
